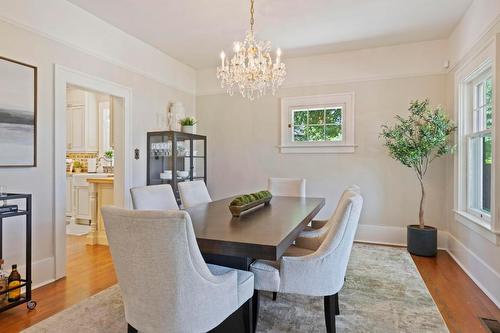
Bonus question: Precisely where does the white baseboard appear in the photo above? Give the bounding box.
[16,256,56,290]
[446,234,500,308]
[355,224,448,249]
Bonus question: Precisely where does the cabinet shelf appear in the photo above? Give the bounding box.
[0,210,28,218]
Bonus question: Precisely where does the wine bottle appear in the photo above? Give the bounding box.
[8,264,21,302]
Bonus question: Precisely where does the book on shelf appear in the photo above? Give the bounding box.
[0,205,18,214]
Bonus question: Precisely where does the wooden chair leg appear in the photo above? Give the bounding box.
[252,290,259,333]
[334,293,340,315]
[127,323,138,333]
[272,292,277,301]
[242,296,253,333]
[324,294,337,333]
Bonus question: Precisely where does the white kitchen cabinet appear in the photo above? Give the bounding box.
[65,174,73,217]
[67,173,112,224]
[67,106,86,152]
[66,90,98,152]
[75,186,91,220]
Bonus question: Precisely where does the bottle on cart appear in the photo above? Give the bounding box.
[0,259,8,303]
[8,264,21,302]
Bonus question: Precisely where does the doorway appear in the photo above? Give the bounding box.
[54,65,132,279]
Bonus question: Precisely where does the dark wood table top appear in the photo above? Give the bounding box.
[186,196,325,261]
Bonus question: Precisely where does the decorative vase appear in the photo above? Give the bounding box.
[407,225,437,257]
[170,102,185,131]
[181,125,195,134]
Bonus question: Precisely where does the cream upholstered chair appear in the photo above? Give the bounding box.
[301,185,361,242]
[178,180,212,208]
[102,207,254,333]
[250,191,363,333]
[310,185,360,229]
[130,184,179,210]
[267,177,306,197]
[267,177,306,301]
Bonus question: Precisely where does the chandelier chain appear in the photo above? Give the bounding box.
[250,0,255,32]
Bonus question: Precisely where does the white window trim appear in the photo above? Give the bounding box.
[279,92,356,154]
[454,39,499,244]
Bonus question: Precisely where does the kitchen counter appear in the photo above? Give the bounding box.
[87,177,114,184]
[87,177,114,246]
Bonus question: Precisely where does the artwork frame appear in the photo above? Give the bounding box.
[0,56,37,167]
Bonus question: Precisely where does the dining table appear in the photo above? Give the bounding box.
[185,195,325,333]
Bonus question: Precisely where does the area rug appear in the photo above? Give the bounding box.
[22,244,449,333]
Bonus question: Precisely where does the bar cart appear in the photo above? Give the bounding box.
[147,131,207,203]
[0,193,37,312]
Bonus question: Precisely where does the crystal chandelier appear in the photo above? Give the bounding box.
[216,0,286,100]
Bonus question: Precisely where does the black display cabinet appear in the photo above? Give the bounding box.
[0,193,37,312]
[147,131,207,202]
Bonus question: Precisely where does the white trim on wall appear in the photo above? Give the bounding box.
[54,65,133,279]
[279,92,356,154]
[447,233,500,308]
[355,224,449,250]
[453,39,500,243]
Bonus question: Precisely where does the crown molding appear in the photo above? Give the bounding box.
[0,13,196,95]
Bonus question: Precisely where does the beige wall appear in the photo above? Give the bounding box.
[0,19,195,285]
[197,75,448,232]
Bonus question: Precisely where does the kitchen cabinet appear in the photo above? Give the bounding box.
[65,174,73,218]
[66,89,98,152]
[67,173,112,224]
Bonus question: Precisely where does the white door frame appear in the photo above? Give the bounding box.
[54,65,133,279]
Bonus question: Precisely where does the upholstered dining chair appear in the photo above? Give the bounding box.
[178,180,212,208]
[102,207,254,333]
[302,185,361,238]
[267,177,306,301]
[267,177,306,197]
[250,192,363,333]
[130,184,179,210]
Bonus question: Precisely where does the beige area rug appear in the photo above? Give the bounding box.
[23,244,449,333]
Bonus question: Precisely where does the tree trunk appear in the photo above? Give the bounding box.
[418,178,425,228]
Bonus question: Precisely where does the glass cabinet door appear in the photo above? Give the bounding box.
[148,133,173,185]
[147,131,207,202]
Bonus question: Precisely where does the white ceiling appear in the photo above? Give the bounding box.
[67,0,473,69]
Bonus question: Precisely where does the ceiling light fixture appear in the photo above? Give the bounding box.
[216,0,286,100]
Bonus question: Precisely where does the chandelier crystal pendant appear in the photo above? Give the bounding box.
[216,0,286,100]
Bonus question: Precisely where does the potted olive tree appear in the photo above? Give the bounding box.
[380,100,456,257]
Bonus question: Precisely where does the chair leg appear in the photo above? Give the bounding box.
[252,290,260,333]
[272,292,277,301]
[242,296,253,333]
[127,323,138,333]
[324,294,338,333]
[334,293,340,315]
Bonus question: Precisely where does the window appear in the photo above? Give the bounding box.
[280,93,355,153]
[467,74,493,219]
[456,59,494,230]
[292,107,343,142]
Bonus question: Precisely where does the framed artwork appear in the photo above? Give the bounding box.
[0,56,37,167]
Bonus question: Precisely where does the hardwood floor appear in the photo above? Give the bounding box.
[0,236,117,333]
[412,250,500,333]
[0,239,498,332]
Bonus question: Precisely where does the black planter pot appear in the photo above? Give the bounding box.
[407,225,437,257]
